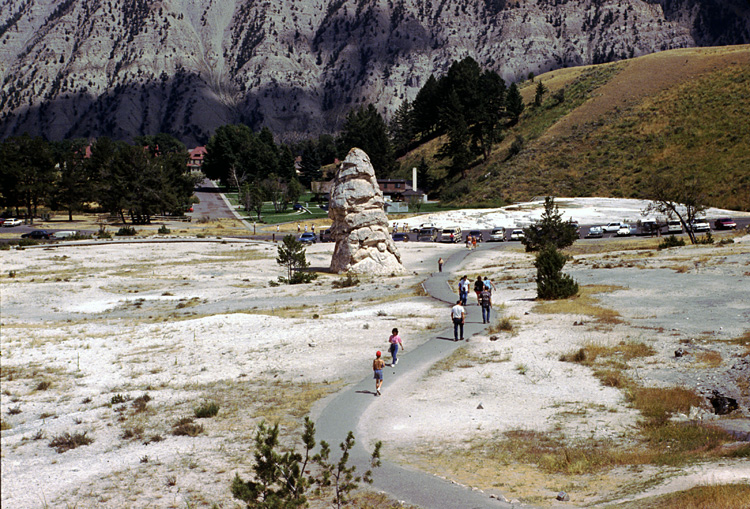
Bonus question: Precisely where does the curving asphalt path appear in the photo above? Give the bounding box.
[313,245,514,508]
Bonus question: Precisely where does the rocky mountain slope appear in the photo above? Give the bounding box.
[1,0,748,146]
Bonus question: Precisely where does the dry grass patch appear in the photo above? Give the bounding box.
[184,379,342,433]
[488,315,515,334]
[560,340,656,366]
[609,483,750,509]
[694,350,722,368]
[242,304,314,319]
[49,431,94,453]
[726,330,750,356]
[565,238,661,256]
[425,347,511,377]
[535,284,624,323]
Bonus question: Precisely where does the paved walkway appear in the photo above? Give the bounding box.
[314,245,513,508]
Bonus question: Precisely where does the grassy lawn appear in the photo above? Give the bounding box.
[222,190,469,225]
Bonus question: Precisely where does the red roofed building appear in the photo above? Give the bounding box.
[188,146,207,171]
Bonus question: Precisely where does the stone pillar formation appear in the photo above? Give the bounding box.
[328,148,405,275]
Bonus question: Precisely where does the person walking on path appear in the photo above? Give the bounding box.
[388,328,404,366]
[472,236,477,249]
[479,287,492,323]
[373,351,385,396]
[451,300,466,341]
[474,276,485,303]
[438,257,444,272]
[459,275,470,305]
[466,235,472,249]
[484,276,496,293]
[297,223,301,233]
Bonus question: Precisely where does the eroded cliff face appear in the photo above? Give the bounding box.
[1,0,748,145]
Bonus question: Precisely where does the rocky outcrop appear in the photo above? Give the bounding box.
[0,0,748,144]
[328,148,404,275]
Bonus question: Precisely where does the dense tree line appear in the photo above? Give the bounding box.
[0,57,518,216]
[0,133,199,224]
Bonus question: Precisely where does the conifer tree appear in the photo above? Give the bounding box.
[506,82,525,124]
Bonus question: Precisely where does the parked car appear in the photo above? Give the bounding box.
[689,219,710,232]
[293,203,303,211]
[638,220,660,236]
[489,227,506,242]
[298,232,317,244]
[666,220,683,234]
[602,222,624,233]
[417,227,439,242]
[509,229,525,241]
[412,222,436,232]
[440,227,462,243]
[467,230,483,242]
[714,217,736,230]
[616,224,633,236]
[318,203,329,211]
[52,230,78,239]
[21,230,51,239]
[392,232,409,242]
[586,226,604,238]
[319,228,333,242]
[0,218,5,226]
[3,218,23,227]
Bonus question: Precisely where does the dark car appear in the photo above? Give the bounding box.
[467,230,483,242]
[714,217,736,230]
[21,230,51,239]
[392,232,409,242]
[293,203,303,211]
[638,221,660,236]
[415,227,437,242]
[319,228,333,242]
[298,232,317,244]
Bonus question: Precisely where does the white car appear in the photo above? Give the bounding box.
[689,219,710,232]
[411,222,436,232]
[52,230,78,239]
[616,224,632,236]
[489,227,506,242]
[586,226,604,238]
[3,218,23,227]
[602,222,624,233]
[440,227,462,243]
[666,220,683,234]
[509,229,525,241]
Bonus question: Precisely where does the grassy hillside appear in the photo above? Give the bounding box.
[400,45,750,211]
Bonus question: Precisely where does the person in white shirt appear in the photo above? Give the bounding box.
[451,300,466,341]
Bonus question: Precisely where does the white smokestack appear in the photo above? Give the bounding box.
[412,167,417,193]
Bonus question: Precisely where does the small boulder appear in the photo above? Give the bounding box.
[709,390,739,415]
[556,491,570,501]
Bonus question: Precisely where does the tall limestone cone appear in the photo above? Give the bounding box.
[329,148,405,275]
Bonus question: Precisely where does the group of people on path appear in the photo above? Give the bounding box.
[465,235,478,249]
[373,328,404,396]
[454,274,496,336]
[373,264,498,393]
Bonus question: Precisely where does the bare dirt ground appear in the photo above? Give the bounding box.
[2,226,749,508]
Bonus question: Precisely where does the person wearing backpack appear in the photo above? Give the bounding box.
[479,287,492,323]
[474,276,485,303]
